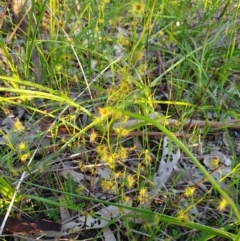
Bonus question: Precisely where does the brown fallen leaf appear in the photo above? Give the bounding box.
[0,215,61,234]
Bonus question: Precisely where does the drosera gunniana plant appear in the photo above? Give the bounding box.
[0,0,240,240]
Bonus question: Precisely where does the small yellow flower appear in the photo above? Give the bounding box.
[98,106,112,119]
[63,55,70,62]
[126,174,135,189]
[218,198,228,211]
[96,144,108,156]
[73,74,78,83]
[78,162,85,172]
[60,136,67,143]
[137,63,147,74]
[77,184,85,193]
[101,179,115,191]
[119,82,130,93]
[114,127,130,137]
[138,187,148,203]
[104,154,115,169]
[101,152,108,162]
[17,142,27,151]
[118,146,128,161]
[114,172,122,178]
[61,90,69,97]
[144,149,152,163]
[177,210,189,222]
[210,158,219,168]
[57,21,64,28]
[69,114,77,121]
[20,153,29,163]
[134,50,144,62]
[93,116,102,124]
[55,64,62,73]
[118,35,130,46]
[13,119,24,132]
[89,130,98,142]
[184,186,195,197]
[141,149,151,163]
[117,114,129,124]
[108,87,121,101]
[131,1,145,17]
[122,195,131,203]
